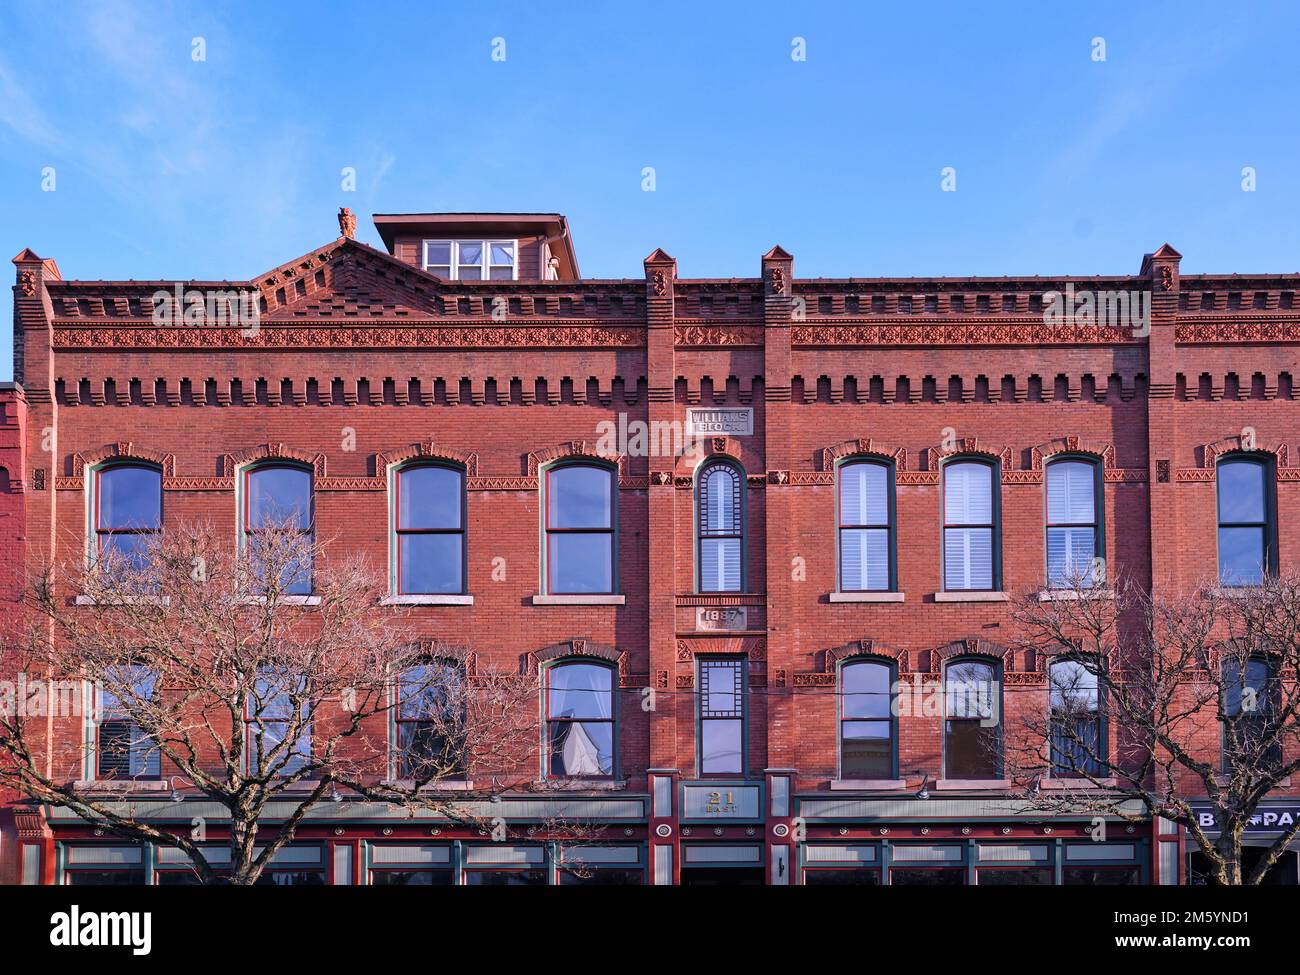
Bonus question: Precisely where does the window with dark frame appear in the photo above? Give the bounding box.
[96,665,160,779]
[545,464,614,594]
[546,661,615,778]
[1217,456,1275,586]
[697,462,744,592]
[396,660,467,779]
[699,657,745,775]
[944,658,1001,779]
[1049,657,1104,777]
[247,668,311,776]
[943,460,997,591]
[839,660,894,779]
[1045,458,1101,588]
[838,460,893,592]
[1222,655,1281,773]
[94,464,162,576]
[395,464,465,595]
[244,464,313,595]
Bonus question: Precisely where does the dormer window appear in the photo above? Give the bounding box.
[422,240,517,280]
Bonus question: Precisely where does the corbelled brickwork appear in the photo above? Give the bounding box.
[3,215,1298,884]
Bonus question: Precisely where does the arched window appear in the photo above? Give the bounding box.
[697,461,744,592]
[944,658,1001,779]
[395,660,467,779]
[95,665,160,779]
[544,463,615,594]
[395,464,465,594]
[546,661,615,777]
[244,464,313,595]
[1222,656,1280,772]
[942,459,998,591]
[1045,458,1102,589]
[1217,456,1275,586]
[840,660,895,778]
[247,667,311,776]
[94,463,162,573]
[838,460,894,592]
[1049,657,1104,776]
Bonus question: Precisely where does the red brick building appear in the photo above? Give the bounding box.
[2,210,1297,885]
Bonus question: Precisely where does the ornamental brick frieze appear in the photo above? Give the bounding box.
[790,322,1143,347]
[51,323,645,350]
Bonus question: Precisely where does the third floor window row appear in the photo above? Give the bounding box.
[86,451,1282,596]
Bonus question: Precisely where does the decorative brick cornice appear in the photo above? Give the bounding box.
[819,438,908,472]
[529,638,630,685]
[223,442,326,477]
[72,442,176,477]
[378,441,478,476]
[1176,321,1300,344]
[791,322,1142,347]
[674,324,763,347]
[924,437,1012,472]
[527,441,626,477]
[929,637,1015,673]
[822,637,910,673]
[675,636,766,660]
[51,324,646,350]
[1177,436,1292,482]
[672,437,744,482]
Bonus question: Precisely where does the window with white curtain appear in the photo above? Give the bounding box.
[546,661,615,777]
[943,460,997,591]
[697,462,743,592]
[839,460,893,591]
[1045,459,1100,588]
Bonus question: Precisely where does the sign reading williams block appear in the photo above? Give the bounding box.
[686,407,753,437]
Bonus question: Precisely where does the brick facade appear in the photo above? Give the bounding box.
[3,213,1298,885]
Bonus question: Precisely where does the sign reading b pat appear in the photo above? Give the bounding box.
[686,407,753,437]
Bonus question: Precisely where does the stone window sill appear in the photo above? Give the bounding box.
[75,595,170,607]
[384,779,476,792]
[381,594,474,606]
[829,591,905,603]
[1037,589,1113,602]
[536,778,628,791]
[932,591,1009,603]
[830,778,908,791]
[934,778,1011,791]
[239,594,322,606]
[1040,777,1119,790]
[74,779,171,794]
[532,594,626,606]
[1211,586,1264,599]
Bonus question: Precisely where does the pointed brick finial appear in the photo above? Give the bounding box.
[338,207,357,240]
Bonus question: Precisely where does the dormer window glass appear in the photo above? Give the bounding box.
[423,240,517,280]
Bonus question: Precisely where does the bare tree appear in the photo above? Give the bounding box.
[0,518,545,885]
[1009,570,1300,885]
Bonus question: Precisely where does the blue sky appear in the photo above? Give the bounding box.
[2,0,1297,380]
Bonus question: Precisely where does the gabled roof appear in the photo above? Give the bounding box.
[252,236,455,321]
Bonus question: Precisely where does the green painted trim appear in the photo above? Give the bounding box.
[693,457,748,593]
[835,655,899,780]
[938,454,1003,592]
[833,455,899,593]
